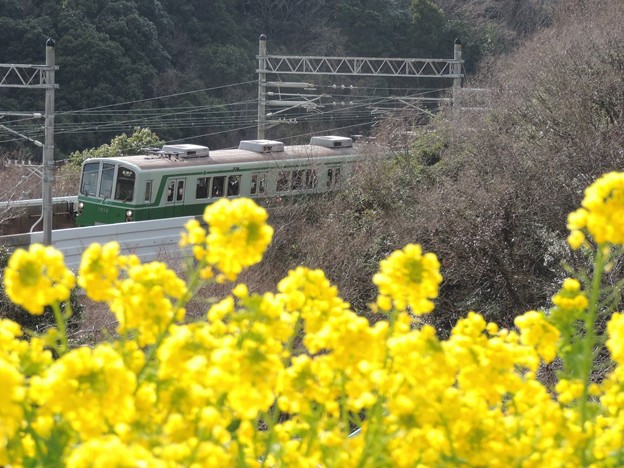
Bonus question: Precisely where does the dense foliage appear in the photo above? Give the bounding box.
[0,0,556,157]
[239,0,623,336]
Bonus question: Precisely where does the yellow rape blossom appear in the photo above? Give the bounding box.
[567,171,624,247]
[30,344,136,440]
[606,312,624,366]
[550,278,588,326]
[277,266,352,347]
[65,435,164,468]
[372,243,442,314]
[552,278,588,312]
[515,310,560,364]
[77,242,122,302]
[109,261,187,346]
[5,188,624,466]
[179,219,213,278]
[4,243,75,314]
[556,379,585,405]
[202,198,274,281]
[0,356,24,464]
[0,318,23,360]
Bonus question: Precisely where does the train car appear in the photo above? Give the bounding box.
[74,135,358,226]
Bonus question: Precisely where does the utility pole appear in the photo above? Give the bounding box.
[0,40,58,245]
[42,38,56,245]
[452,38,462,108]
[257,34,267,139]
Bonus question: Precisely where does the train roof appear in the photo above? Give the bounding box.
[83,141,358,171]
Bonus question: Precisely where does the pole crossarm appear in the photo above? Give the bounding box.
[258,55,463,78]
[256,36,464,138]
[0,63,59,89]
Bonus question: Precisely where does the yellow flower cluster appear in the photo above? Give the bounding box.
[30,344,136,440]
[4,244,75,314]
[567,171,624,248]
[372,243,442,314]
[0,320,26,465]
[110,261,187,346]
[514,310,560,363]
[4,191,624,466]
[549,278,588,328]
[552,278,588,312]
[77,241,188,346]
[181,198,274,281]
[78,242,124,302]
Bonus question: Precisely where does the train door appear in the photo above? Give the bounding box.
[165,178,186,217]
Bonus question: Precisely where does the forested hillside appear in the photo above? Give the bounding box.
[233,0,624,334]
[3,0,620,334]
[0,0,555,157]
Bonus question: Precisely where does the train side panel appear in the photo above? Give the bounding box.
[75,139,359,226]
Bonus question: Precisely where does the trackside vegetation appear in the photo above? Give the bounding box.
[2,173,624,465]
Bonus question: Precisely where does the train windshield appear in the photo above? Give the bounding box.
[115,167,136,202]
[79,162,136,202]
[80,162,99,196]
[99,163,115,198]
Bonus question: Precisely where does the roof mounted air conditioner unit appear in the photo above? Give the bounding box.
[239,139,285,153]
[310,136,353,148]
[161,144,210,158]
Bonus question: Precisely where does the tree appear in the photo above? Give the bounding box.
[410,0,451,57]
[67,127,163,167]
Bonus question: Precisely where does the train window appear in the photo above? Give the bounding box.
[196,177,210,199]
[176,180,185,202]
[326,167,342,188]
[114,168,135,202]
[291,170,304,190]
[167,181,175,202]
[145,180,152,202]
[251,175,258,195]
[251,173,267,195]
[80,162,99,196]
[227,175,241,196]
[259,173,266,193]
[99,163,115,198]
[277,171,290,192]
[305,169,318,189]
[212,176,226,197]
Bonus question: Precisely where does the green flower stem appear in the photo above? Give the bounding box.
[23,405,48,463]
[185,411,207,468]
[579,245,606,428]
[260,402,280,467]
[357,396,385,468]
[52,301,68,355]
[283,315,303,359]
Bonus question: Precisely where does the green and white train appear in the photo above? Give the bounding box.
[75,135,358,226]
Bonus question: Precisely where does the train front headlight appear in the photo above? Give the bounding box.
[78,201,84,214]
[125,209,133,222]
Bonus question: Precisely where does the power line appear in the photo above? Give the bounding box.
[58,80,258,114]
[0,80,450,146]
